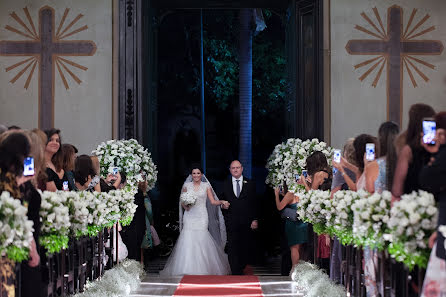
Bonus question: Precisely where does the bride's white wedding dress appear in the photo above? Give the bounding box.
[160,181,231,276]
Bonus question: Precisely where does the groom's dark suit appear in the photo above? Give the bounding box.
[220,176,258,275]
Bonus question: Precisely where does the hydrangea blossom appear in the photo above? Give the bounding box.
[351,190,391,248]
[39,191,71,253]
[93,139,157,193]
[0,191,34,262]
[266,138,333,194]
[386,190,437,269]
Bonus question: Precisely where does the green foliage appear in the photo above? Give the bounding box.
[40,234,69,255]
[6,246,30,262]
[201,10,287,114]
[387,242,430,270]
[204,38,238,110]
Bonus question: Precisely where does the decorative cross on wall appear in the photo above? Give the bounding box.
[346,5,443,125]
[0,6,96,130]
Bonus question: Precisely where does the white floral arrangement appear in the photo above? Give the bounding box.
[180,190,197,207]
[329,190,360,245]
[93,139,157,193]
[77,191,108,237]
[290,261,346,297]
[351,190,391,249]
[0,191,34,262]
[73,259,145,297]
[296,190,332,234]
[266,138,333,194]
[99,191,122,228]
[63,190,137,237]
[63,191,90,237]
[385,190,437,269]
[107,190,137,226]
[39,191,71,254]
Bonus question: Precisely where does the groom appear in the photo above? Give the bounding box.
[220,160,258,275]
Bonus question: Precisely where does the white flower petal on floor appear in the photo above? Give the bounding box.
[73,259,145,297]
[290,261,345,297]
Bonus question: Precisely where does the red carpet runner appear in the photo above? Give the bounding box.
[173,275,263,297]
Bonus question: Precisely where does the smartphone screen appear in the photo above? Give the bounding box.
[422,119,436,145]
[302,170,308,178]
[63,181,69,191]
[366,143,375,161]
[112,167,119,175]
[23,157,34,176]
[333,149,341,163]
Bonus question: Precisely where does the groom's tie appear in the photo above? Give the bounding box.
[236,179,240,198]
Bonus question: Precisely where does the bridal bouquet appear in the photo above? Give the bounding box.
[180,191,197,207]
[39,191,71,254]
[386,190,437,269]
[351,190,391,249]
[93,139,158,193]
[0,191,34,262]
[266,138,333,194]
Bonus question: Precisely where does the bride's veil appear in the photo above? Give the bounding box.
[179,174,227,248]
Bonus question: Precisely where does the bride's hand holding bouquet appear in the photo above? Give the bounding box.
[180,190,197,211]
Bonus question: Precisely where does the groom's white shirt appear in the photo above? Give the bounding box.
[232,175,244,197]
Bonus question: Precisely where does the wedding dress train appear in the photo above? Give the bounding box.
[160,181,231,276]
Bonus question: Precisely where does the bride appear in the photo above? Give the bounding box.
[160,165,231,276]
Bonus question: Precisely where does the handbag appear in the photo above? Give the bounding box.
[280,207,298,221]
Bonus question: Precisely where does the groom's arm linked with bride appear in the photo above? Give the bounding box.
[220,160,259,275]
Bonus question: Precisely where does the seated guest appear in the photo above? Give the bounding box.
[44,129,72,191]
[74,155,101,192]
[90,155,122,192]
[62,144,78,191]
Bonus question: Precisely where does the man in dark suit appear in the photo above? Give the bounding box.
[220,160,258,275]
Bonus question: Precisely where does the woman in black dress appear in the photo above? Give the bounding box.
[419,114,446,296]
[44,129,72,191]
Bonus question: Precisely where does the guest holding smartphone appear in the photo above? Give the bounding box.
[274,182,307,271]
[300,151,332,271]
[391,103,435,203]
[419,112,446,297]
[74,155,101,192]
[330,138,356,284]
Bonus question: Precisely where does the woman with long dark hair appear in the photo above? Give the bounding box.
[44,129,72,191]
[365,121,400,193]
[419,112,446,297]
[392,103,435,202]
[274,182,307,270]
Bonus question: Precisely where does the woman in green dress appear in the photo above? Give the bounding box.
[274,183,308,268]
